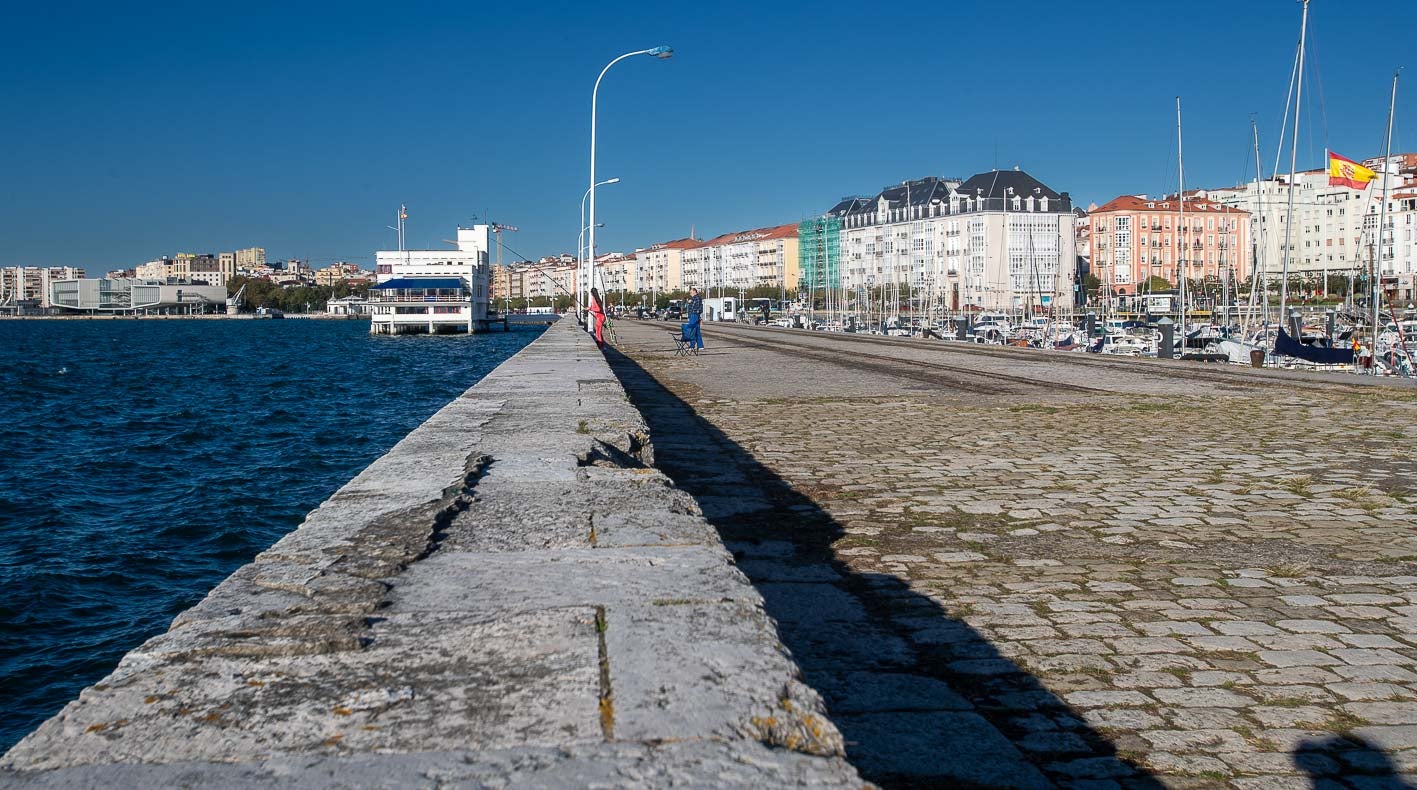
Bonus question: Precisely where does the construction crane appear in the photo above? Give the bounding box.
[488,222,519,269]
[445,220,519,266]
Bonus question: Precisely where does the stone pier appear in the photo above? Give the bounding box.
[0,317,863,788]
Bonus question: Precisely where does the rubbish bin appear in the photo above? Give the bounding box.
[1249,348,1265,369]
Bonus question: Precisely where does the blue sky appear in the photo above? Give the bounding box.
[2,0,1414,270]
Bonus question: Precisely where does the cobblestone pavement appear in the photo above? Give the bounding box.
[610,319,1417,790]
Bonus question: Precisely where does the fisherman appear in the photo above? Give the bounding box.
[588,287,607,349]
[686,287,704,350]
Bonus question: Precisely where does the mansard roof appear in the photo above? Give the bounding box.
[833,176,963,219]
[954,169,1066,205]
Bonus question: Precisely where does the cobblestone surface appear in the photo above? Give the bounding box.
[613,319,1417,789]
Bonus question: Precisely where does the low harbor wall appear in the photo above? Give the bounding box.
[0,317,862,788]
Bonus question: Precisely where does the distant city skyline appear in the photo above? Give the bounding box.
[2,0,1413,269]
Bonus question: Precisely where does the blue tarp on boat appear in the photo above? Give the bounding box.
[1275,328,1354,365]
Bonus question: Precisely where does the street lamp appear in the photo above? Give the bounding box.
[579,222,606,278]
[580,178,619,313]
[586,45,673,322]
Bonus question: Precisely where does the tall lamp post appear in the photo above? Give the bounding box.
[587,45,673,322]
[580,178,620,315]
[579,222,606,277]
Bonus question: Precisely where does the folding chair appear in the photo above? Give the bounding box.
[670,330,691,357]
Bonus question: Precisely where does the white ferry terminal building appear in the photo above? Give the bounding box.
[369,225,493,335]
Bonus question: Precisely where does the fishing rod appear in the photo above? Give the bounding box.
[491,241,587,316]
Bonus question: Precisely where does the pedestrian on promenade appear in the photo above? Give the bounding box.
[588,287,607,349]
[686,287,705,350]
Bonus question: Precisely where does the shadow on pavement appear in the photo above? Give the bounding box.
[1295,735,1415,789]
[604,344,1163,789]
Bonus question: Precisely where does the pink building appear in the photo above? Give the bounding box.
[1089,194,1251,297]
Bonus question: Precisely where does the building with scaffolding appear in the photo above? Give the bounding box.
[798,216,842,293]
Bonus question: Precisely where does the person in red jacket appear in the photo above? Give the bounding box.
[588,287,607,348]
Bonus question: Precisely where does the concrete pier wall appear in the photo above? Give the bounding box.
[1,317,861,788]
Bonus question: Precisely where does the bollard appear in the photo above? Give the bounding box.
[1157,317,1175,359]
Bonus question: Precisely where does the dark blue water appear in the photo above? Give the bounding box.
[0,318,544,752]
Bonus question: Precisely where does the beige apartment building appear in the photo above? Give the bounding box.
[235,247,266,269]
[522,259,577,302]
[634,238,702,294]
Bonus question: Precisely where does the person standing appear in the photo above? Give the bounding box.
[686,286,704,350]
[588,287,607,349]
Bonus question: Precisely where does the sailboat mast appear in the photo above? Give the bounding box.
[1249,118,1268,335]
[1280,0,1310,325]
[1373,69,1399,374]
[1176,96,1188,339]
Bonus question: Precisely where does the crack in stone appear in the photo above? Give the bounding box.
[595,606,614,742]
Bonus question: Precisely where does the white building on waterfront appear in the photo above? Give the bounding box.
[49,278,227,313]
[369,224,492,334]
[835,169,1077,311]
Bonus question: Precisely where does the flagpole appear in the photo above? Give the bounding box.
[1373,69,1399,374]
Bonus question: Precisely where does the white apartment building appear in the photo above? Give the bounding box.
[835,170,1076,311]
[1198,154,1417,302]
[0,267,86,308]
[595,253,637,295]
[1387,180,1417,302]
[522,259,577,302]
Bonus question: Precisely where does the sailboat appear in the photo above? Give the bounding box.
[1269,0,1359,368]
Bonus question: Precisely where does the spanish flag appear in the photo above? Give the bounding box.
[1329,150,1377,189]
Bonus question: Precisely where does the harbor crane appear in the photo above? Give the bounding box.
[226,281,248,316]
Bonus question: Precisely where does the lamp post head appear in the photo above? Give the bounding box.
[648,46,674,59]
[604,177,621,185]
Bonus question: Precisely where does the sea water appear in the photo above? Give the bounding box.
[0,318,544,751]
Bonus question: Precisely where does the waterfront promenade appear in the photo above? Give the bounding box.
[609,319,1417,789]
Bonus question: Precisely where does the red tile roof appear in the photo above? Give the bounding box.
[646,237,704,251]
[698,223,800,248]
[1091,195,1249,215]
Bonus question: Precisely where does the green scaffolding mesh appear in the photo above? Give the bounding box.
[798,216,841,291]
